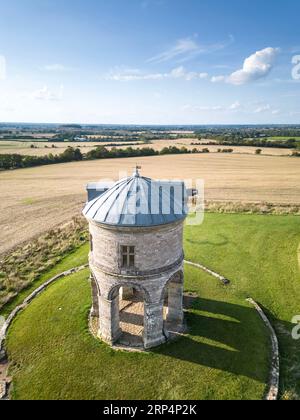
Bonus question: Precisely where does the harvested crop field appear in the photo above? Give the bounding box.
[0,139,293,156]
[0,153,299,256]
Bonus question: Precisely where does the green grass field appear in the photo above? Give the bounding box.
[6,269,269,400]
[267,137,300,141]
[266,136,300,148]
[184,213,300,399]
[5,213,300,400]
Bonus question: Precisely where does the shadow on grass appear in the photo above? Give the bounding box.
[186,234,229,248]
[154,297,289,384]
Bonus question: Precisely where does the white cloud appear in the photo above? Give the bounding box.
[210,48,280,85]
[211,75,226,83]
[148,37,200,63]
[227,47,280,85]
[147,35,234,63]
[252,104,281,115]
[0,55,7,80]
[199,72,209,79]
[229,101,242,110]
[182,101,243,113]
[31,85,64,101]
[43,64,73,72]
[106,66,209,82]
[254,104,271,113]
[199,105,223,111]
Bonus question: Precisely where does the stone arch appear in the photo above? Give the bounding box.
[99,282,166,349]
[162,269,184,327]
[102,282,149,348]
[107,282,151,303]
[90,271,101,318]
[160,269,184,303]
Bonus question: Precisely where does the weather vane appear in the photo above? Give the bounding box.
[134,164,142,176]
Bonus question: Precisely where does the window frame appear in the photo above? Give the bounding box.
[121,245,135,269]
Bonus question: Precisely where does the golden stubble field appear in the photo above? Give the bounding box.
[0,138,293,156]
[0,153,299,256]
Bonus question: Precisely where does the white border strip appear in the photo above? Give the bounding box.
[185,260,230,285]
[247,298,280,401]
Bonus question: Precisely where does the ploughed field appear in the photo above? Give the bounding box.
[5,213,300,400]
[0,153,299,256]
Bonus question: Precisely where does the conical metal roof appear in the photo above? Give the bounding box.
[83,169,188,227]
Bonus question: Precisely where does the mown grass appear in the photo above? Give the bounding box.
[184,213,300,399]
[5,213,299,400]
[6,267,269,400]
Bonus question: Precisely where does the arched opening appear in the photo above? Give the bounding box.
[163,271,184,333]
[107,284,149,348]
[119,286,145,347]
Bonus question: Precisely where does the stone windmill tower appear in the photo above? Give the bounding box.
[83,168,188,349]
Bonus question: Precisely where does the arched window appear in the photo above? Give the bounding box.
[90,234,93,252]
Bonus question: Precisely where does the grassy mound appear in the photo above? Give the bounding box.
[6,267,269,400]
[6,213,299,400]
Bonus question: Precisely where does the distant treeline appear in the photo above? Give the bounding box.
[0,145,208,171]
[195,128,300,139]
[202,137,299,149]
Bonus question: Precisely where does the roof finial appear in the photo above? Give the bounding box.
[133,165,141,177]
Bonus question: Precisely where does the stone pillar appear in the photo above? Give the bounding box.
[120,287,134,301]
[144,302,166,349]
[166,282,184,326]
[90,274,99,318]
[98,295,122,345]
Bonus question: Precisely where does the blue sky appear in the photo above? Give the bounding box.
[0,0,300,124]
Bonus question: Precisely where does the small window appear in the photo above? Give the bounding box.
[121,246,135,268]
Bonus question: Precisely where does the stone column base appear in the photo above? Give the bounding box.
[144,334,167,350]
[99,328,123,346]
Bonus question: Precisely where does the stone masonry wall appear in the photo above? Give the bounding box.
[89,220,183,275]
